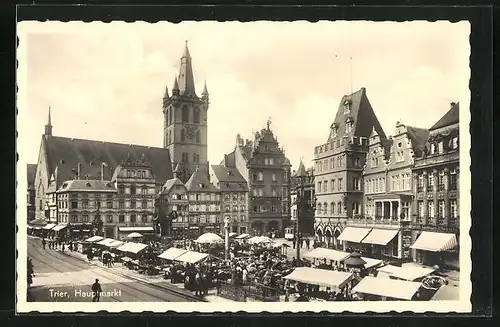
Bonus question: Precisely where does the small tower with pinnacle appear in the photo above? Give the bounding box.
[44,106,53,137]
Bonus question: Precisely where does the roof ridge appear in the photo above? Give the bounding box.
[50,136,165,150]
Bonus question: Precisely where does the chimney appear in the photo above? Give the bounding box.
[77,163,81,180]
[450,102,456,108]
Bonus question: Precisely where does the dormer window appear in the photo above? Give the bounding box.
[343,100,351,114]
[345,117,353,134]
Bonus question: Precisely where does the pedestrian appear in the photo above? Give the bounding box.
[292,239,296,249]
[62,243,65,252]
[91,278,102,302]
[306,238,310,250]
[41,239,46,250]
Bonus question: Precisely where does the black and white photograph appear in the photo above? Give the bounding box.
[16,20,471,313]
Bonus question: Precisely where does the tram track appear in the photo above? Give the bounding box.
[28,239,200,302]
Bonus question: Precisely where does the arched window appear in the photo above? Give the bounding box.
[317,203,322,215]
[330,202,335,214]
[193,107,200,124]
[337,201,342,214]
[130,184,136,195]
[323,202,328,214]
[170,107,173,123]
[181,129,185,142]
[182,106,189,122]
[195,130,200,143]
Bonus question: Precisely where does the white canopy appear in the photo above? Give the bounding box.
[85,235,104,243]
[118,226,154,232]
[236,233,251,239]
[303,247,351,262]
[195,232,223,244]
[174,251,209,264]
[351,276,422,300]
[158,247,189,261]
[283,267,353,289]
[108,240,124,248]
[97,238,124,248]
[337,227,372,243]
[52,224,68,232]
[43,223,57,230]
[377,265,435,281]
[228,232,238,238]
[127,232,143,238]
[411,231,458,252]
[360,256,383,270]
[361,229,399,246]
[248,236,272,244]
[116,242,148,254]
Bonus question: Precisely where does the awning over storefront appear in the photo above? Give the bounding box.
[303,247,351,262]
[283,267,353,289]
[361,229,399,246]
[337,227,372,243]
[52,224,68,232]
[377,265,435,281]
[410,231,458,252]
[116,242,149,254]
[43,223,57,230]
[174,251,209,264]
[118,226,155,233]
[158,247,189,261]
[85,235,104,243]
[351,276,422,300]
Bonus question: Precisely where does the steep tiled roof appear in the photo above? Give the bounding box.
[57,179,116,192]
[43,136,172,187]
[27,164,37,188]
[331,88,387,141]
[161,177,185,194]
[429,102,459,131]
[406,126,430,154]
[211,165,246,183]
[185,169,218,192]
[294,160,307,177]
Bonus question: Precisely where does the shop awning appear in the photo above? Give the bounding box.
[28,218,47,226]
[118,226,154,233]
[158,247,189,261]
[236,233,251,239]
[96,238,123,248]
[52,224,68,232]
[410,231,458,252]
[351,276,422,300]
[337,227,372,243]
[85,235,104,243]
[283,267,353,289]
[377,265,435,281]
[303,247,351,262]
[43,223,57,230]
[116,242,149,254]
[174,251,209,264]
[360,257,383,270]
[361,229,399,246]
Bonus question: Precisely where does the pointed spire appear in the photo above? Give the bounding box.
[177,41,196,96]
[163,85,170,99]
[296,159,307,177]
[172,76,179,95]
[44,106,53,136]
[202,80,209,96]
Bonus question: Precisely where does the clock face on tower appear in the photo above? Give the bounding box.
[185,126,198,140]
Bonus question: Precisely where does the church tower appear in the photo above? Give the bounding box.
[44,106,53,137]
[163,42,209,183]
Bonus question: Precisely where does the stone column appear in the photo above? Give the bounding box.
[389,201,393,220]
[423,170,429,226]
[398,230,403,259]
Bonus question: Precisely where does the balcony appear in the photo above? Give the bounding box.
[415,151,459,169]
[347,216,410,228]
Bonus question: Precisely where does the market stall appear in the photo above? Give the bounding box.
[351,276,422,300]
[377,264,435,281]
[158,247,189,261]
[303,247,351,265]
[174,251,209,264]
[283,267,354,289]
[85,235,104,243]
[248,236,272,245]
[236,233,251,240]
[195,233,223,244]
[116,242,149,255]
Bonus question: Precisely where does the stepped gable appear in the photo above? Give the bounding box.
[27,164,37,189]
[429,102,460,131]
[185,169,218,192]
[331,87,387,141]
[43,136,173,187]
[211,165,246,183]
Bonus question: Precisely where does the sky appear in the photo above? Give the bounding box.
[17,21,470,171]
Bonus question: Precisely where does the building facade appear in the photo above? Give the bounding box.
[156,168,190,238]
[290,161,315,236]
[163,42,210,183]
[209,164,249,234]
[27,164,37,222]
[360,122,429,264]
[185,168,222,235]
[314,88,386,248]
[221,122,292,236]
[411,102,460,269]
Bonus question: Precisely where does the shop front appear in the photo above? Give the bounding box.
[337,226,372,253]
[360,228,401,264]
[410,231,459,270]
[69,223,94,240]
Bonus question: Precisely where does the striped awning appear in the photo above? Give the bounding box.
[43,223,57,230]
[410,231,458,252]
[337,227,372,243]
[361,229,399,246]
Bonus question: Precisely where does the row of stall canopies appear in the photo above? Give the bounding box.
[337,227,458,252]
[302,247,383,270]
[84,236,149,255]
[193,232,274,245]
[27,220,69,232]
[157,247,209,264]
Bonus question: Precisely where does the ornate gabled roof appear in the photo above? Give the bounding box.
[210,165,246,183]
[429,102,460,131]
[57,179,116,193]
[43,136,172,188]
[27,164,37,188]
[406,126,430,154]
[161,177,185,194]
[185,169,218,192]
[330,87,387,141]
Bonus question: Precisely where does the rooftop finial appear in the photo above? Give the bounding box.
[267,117,272,130]
[44,105,53,136]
